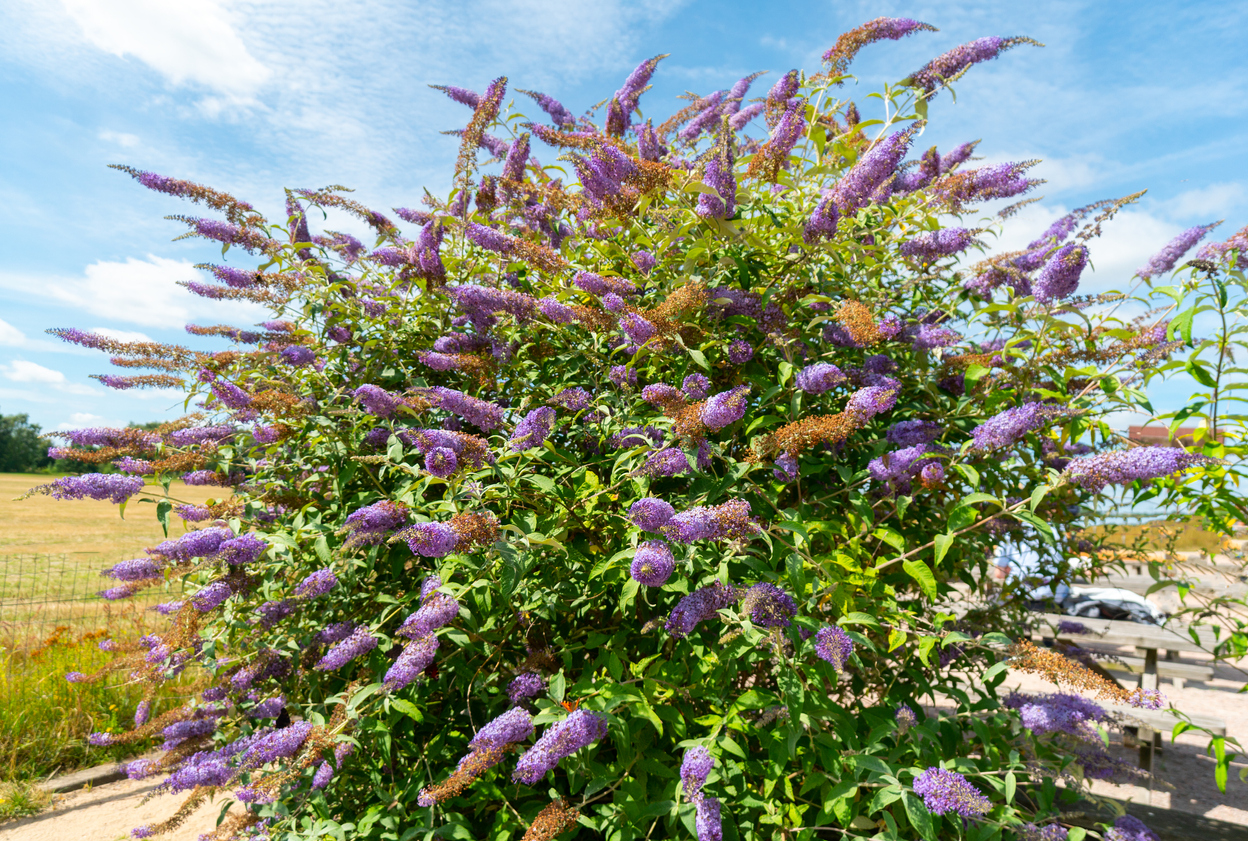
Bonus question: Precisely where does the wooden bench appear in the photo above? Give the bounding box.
[1107,705,1228,774]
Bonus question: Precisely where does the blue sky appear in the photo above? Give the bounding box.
[0,0,1244,435]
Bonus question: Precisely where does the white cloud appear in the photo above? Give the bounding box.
[90,327,153,343]
[98,128,141,147]
[0,360,100,396]
[1169,182,1246,220]
[984,200,1184,295]
[59,0,270,102]
[0,318,25,346]
[56,411,111,430]
[0,255,267,328]
[2,360,66,384]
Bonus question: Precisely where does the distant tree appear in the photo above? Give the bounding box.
[0,411,53,473]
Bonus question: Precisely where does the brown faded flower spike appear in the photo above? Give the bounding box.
[522,799,580,841]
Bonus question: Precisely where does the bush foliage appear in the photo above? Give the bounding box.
[37,16,1248,841]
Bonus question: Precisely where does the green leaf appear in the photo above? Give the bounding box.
[903,559,938,601]
[1005,771,1016,804]
[156,499,172,538]
[314,535,332,565]
[549,671,566,703]
[1067,829,1087,841]
[932,533,955,566]
[873,527,906,552]
[842,612,881,629]
[391,698,423,722]
[903,793,935,840]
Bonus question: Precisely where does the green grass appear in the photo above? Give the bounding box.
[0,780,52,821]
[0,621,191,781]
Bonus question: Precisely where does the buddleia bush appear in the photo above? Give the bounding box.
[39,16,1244,841]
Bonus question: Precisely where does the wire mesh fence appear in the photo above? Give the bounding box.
[0,554,184,704]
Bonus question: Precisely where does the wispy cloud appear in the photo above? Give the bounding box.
[0,318,25,347]
[0,255,267,329]
[0,359,100,395]
[60,0,271,105]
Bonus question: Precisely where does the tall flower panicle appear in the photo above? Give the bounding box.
[663,499,760,543]
[512,709,609,784]
[629,497,676,532]
[1064,447,1216,492]
[666,582,741,637]
[701,386,750,430]
[901,228,975,260]
[697,130,736,219]
[681,746,715,800]
[1032,243,1088,303]
[295,569,337,598]
[1106,815,1159,841]
[384,634,439,691]
[29,474,144,505]
[845,385,898,421]
[510,407,557,451]
[630,541,675,587]
[315,627,378,671]
[803,195,838,243]
[695,797,723,841]
[415,387,505,431]
[822,18,938,76]
[519,89,575,128]
[402,522,460,557]
[341,501,408,548]
[813,626,854,671]
[970,402,1064,451]
[832,130,912,215]
[888,419,940,446]
[796,362,845,394]
[1137,222,1220,278]
[912,767,992,817]
[508,672,546,704]
[682,374,710,400]
[907,36,1037,94]
[895,704,917,732]
[742,582,797,628]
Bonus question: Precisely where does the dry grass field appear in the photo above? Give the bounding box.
[0,474,224,566]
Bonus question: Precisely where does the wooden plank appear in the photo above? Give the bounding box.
[1108,705,1227,736]
[1099,657,1213,681]
[1032,612,1218,652]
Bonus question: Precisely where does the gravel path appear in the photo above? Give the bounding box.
[0,777,234,841]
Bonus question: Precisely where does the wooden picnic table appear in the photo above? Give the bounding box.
[1031,612,1226,771]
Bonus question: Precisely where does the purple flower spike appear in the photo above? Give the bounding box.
[901,228,975,261]
[912,767,991,817]
[813,626,854,671]
[404,522,459,557]
[510,407,557,452]
[512,709,609,785]
[695,797,723,841]
[631,250,657,275]
[895,704,917,732]
[681,746,715,800]
[727,340,753,364]
[629,497,676,532]
[32,473,144,505]
[315,627,378,671]
[804,195,839,243]
[845,385,897,421]
[1064,446,1216,492]
[682,374,710,400]
[742,582,797,628]
[1032,243,1088,303]
[471,707,536,751]
[666,582,741,637]
[701,386,750,430]
[795,362,845,394]
[970,402,1063,451]
[1137,222,1216,278]
[384,634,440,691]
[425,447,459,477]
[1106,815,1159,841]
[908,36,1036,94]
[630,541,675,587]
[296,568,337,598]
[508,672,546,704]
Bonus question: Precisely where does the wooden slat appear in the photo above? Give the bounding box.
[1032,612,1219,652]
[1099,656,1213,681]
[1107,705,1227,736]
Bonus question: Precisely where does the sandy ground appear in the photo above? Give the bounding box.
[0,777,235,841]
